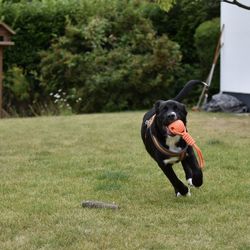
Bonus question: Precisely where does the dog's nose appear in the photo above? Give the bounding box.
[167,112,177,120]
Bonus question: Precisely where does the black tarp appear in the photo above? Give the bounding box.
[204,93,249,113]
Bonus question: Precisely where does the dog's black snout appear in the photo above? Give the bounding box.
[167,112,177,120]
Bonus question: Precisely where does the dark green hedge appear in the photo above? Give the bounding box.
[40,2,184,113]
[195,18,220,95]
[1,0,80,115]
[0,0,220,116]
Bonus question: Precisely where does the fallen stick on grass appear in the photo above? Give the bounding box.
[81,200,119,210]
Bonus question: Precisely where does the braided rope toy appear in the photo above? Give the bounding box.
[168,120,205,168]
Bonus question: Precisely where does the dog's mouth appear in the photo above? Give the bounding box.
[164,125,175,137]
[157,112,179,137]
[163,117,179,137]
[165,126,175,136]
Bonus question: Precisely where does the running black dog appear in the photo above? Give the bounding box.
[141,80,205,196]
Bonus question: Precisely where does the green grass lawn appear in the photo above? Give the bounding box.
[0,111,249,250]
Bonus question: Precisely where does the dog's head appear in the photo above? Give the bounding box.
[154,100,187,135]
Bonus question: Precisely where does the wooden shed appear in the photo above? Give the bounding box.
[0,22,16,46]
[0,22,15,117]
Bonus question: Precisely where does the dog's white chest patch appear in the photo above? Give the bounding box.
[163,135,182,165]
[165,135,182,153]
[163,157,179,165]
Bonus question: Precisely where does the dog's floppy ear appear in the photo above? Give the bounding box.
[154,100,164,114]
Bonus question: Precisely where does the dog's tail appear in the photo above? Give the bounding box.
[173,80,208,102]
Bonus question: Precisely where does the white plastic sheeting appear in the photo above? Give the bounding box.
[220,1,250,94]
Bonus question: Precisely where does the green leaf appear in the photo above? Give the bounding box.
[156,0,176,12]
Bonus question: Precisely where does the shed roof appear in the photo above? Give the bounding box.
[0,22,16,35]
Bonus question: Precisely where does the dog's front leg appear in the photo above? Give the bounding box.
[183,147,203,187]
[158,162,189,196]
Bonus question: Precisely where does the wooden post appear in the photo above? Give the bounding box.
[0,48,3,118]
[0,22,15,118]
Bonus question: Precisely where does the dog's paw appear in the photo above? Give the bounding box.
[177,183,189,195]
[192,171,203,187]
[176,189,191,197]
[176,184,190,197]
[176,192,182,197]
[187,178,193,187]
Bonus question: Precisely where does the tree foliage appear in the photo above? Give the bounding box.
[144,0,220,63]
[194,18,220,95]
[0,0,220,116]
[40,1,182,112]
[155,0,176,11]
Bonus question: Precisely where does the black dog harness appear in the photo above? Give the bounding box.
[145,114,188,161]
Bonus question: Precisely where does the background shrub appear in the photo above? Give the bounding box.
[194,18,220,96]
[0,0,220,116]
[142,0,220,63]
[40,2,182,112]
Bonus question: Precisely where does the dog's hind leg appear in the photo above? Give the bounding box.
[158,162,189,196]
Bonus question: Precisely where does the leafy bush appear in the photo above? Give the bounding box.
[141,0,221,104]
[40,1,183,113]
[0,0,83,115]
[143,0,220,64]
[0,0,220,115]
[194,18,220,95]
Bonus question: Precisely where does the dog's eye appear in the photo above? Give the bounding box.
[164,107,168,111]
[173,105,178,111]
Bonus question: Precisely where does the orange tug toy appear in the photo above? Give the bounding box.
[168,120,205,169]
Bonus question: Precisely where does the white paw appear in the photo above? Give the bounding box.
[176,189,191,197]
[176,192,182,197]
[187,178,193,186]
